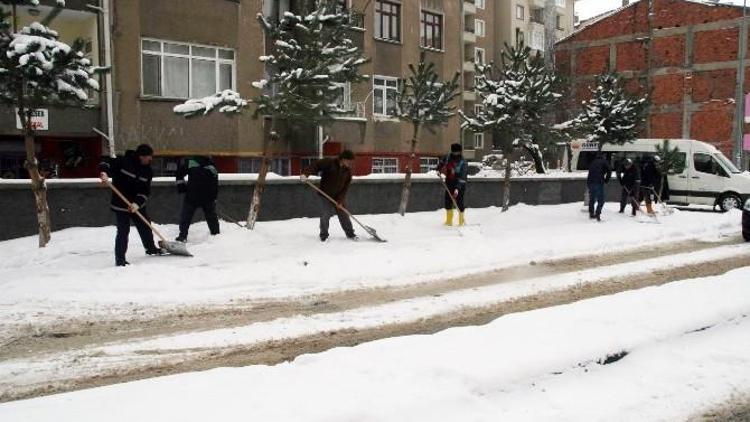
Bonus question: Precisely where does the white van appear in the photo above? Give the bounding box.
[569,139,750,211]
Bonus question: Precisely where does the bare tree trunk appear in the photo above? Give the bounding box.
[19,108,52,247]
[502,156,512,212]
[398,123,421,216]
[246,122,277,229]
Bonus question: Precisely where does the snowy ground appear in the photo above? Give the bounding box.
[1,266,749,422]
[0,204,742,323]
[0,203,742,336]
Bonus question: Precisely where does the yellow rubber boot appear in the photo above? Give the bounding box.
[458,212,465,226]
[444,209,454,226]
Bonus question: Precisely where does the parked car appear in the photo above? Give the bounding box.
[743,199,750,242]
[568,138,750,212]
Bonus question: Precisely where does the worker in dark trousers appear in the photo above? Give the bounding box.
[301,150,356,242]
[99,144,163,267]
[437,143,468,226]
[587,151,612,221]
[617,158,640,216]
[175,156,220,242]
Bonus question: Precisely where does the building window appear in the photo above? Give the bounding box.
[531,8,544,24]
[474,47,486,65]
[516,5,525,20]
[556,15,564,30]
[141,39,235,99]
[516,28,525,46]
[375,0,401,42]
[332,82,352,112]
[238,158,291,176]
[336,0,347,12]
[475,19,485,37]
[474,133,485,150]
[530,28,545,51]
[420,10,443,50]
[476,0,485,9]
[372,157,399,174]
[474,104,483,116]
[555,0,566,7]
[373,76,399,117]
[420,157,439,173]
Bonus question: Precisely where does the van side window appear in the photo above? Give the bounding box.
[694,153,728,177]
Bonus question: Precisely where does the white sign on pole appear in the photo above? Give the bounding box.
[15,108,49,131]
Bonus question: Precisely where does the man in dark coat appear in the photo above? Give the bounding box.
[436,143,468,226]
[617,158,640,216]
[99,144,162,266]
[587,151,611,221]
[175,156,220,242]
[301,150,356,242]
[640,156,662,215]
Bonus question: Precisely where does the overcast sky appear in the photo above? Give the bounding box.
[575,0,748,22]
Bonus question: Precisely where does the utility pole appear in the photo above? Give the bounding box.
[735,0,748,169]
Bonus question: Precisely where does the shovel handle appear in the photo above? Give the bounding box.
[303,180,369,229]
[437,173,461,211]
[106,181,167,242]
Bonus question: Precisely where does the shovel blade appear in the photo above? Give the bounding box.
[159,240,193,257]
[365,226,387,243]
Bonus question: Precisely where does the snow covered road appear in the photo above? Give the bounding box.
[1,266,749,421]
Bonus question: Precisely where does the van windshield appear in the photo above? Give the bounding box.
[713,153,742,174]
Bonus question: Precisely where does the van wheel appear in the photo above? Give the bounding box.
[718,193,742,212]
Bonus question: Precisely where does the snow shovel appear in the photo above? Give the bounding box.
[105,181,193,257]
[303,180,387,243]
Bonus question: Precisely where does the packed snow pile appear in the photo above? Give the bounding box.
[1,266,749,421]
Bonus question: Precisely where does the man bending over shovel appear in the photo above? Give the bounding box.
[301,150,357,242]
[99,144,165,266]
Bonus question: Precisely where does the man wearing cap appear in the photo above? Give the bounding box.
[301,150,357,242]
[99,144,163,266]
[437,143,468,226]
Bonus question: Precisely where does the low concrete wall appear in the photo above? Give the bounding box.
[0,175,619,241]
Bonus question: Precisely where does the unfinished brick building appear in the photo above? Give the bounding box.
[555,0,750,168]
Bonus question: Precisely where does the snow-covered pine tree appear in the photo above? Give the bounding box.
[655,138,684,199]
[460,42,561,212]
[0,0,101,247]
[175,0,367,230]
[396,52,459,216]
[574,73,648,152]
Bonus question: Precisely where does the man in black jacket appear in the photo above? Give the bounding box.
[617,158,640,216]
[437,143,469,226]
[99,144,162,266]
[301,150,356,242]
[587,151,612,221]
[640,156,661,215]
[175,156,220,242]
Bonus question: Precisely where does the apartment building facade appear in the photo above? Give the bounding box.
[461,0,575,161]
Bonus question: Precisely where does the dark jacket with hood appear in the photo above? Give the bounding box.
[640,159,662,189]
[617,162,640,190]
[176,156,219,204]
[438,154,468,188]
[304,158,352,201]
[587,156,612,185]
[99,150,153,212]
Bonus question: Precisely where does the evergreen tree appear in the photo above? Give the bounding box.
[655,138,684,199]
[396,52,459,216]
[573,73,648,151]
[460,42,561,212]
[176,0,367,229]
[0,0,102,247]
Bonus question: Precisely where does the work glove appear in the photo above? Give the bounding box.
[99,172,108,184]
[300,174,308,182]
[128,203,140,213]
[453,189,459,198]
